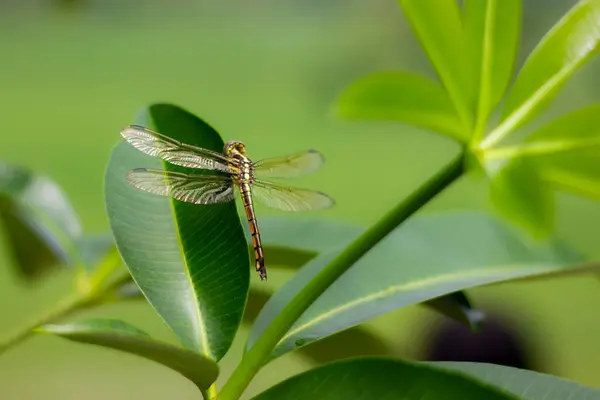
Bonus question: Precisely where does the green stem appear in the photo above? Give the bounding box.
[201,384,218,400]
[0,293,90,356]
[218,150,466,400]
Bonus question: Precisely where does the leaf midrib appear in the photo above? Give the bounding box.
[169,190,210,358]
[484,137,600,161]
[146,109,212,359]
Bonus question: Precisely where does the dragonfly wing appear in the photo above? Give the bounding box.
[126,168,235,205]
[252,179,334,212]
[253,149,324,179]
[120,125,234,172]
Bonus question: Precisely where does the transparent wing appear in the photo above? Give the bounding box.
[252,179,334,212]
[253,149,324,179]
[126,168,235,205]
[120,125,236,172]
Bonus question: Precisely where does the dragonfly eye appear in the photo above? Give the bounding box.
[224,140,246,156]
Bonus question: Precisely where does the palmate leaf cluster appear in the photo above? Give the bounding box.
[339,0,600,237]
[2,1,600,399]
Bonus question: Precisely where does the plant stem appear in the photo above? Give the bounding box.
[218,150,466,400]
[0,293,90,356]
[201,384,218,400]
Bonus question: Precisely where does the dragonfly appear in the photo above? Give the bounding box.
[120,124,334,281]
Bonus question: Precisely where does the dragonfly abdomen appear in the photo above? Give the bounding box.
[240,181,266,280]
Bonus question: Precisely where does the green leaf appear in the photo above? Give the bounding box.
[335,71,466,141]
[483,0,600,148]
[463,0,521,137]
[105,103,250,361]
[113,274,261,307]
[251,357,518,400]
[489,159,555,237]
[437,362,600,400]
[0,162,82,279]
[398,0,474,128]
[247,211,582,359]
[243,286,394,364]
[38,318,219,391]
[254,216,483,329]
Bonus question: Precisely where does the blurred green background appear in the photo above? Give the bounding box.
[1,0,600,398]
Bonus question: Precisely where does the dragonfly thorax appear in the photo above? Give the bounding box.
[224,140,247,158]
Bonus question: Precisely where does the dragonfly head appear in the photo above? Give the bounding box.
[223,140,247,157]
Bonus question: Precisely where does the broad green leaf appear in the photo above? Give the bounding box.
[251,357,518,400]
[398,0,474,127]
[0,162,82,279]
[105,103,249,361]
[489,0,600,146]
[38,319,219,391]
[247,212,582,359]
[437,362,600,399]
[335,71,466,141]
[253,216,483,329]
[464,0,521,131]
[489,159,555,237]
[243,286,394,364]
[111,274,268,307]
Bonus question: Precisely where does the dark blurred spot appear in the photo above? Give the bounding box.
[421,313,537,371]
